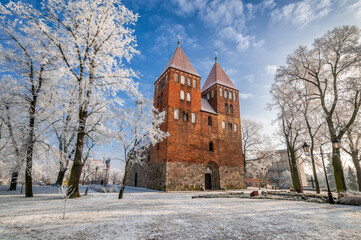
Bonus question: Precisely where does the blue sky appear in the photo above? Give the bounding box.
[4,0,361,169]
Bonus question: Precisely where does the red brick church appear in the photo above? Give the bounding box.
[127,43,245,191]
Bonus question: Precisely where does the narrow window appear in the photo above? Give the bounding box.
[229,91,232,100]
[225,103,229,112]
[193,79,197,88]
[233,92,236,101]
[220,88,223,97]
[165,75,168,84]
[228,122,232,131]
[224,90,228,98]
[208,116,212,126]
[161,78,164,87]
[180,90,185,100]
[187,92,191,102]
[181,75,185,85]
[157,143,160,150]
[222,121,226,129]
[234,124,237,132]
[174,108,179,119]
[209,142,214,152]
[191,113,196,123]
[160,94,163,104]
[187,77,191,86]
[211,90,214,98]
[230,104,233,113]
[183,111,188,122]
[207,92,210,100]
[155,84,158,93]
[157,96,160,108]
[174,73,179,83]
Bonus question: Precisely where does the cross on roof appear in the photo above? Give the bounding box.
[214,49,218,62]
[177,33,181,46]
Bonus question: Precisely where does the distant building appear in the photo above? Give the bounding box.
[245,149,307,189]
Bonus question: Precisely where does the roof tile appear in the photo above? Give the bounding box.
[201,62,237,92]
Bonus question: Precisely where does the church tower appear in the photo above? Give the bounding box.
[127,43,245,191]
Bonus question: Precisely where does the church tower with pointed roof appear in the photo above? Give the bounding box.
[127,44,245,191]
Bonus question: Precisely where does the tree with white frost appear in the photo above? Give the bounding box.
[112,98,168,199]
[14,0,141,198]
[277,25,361,192]
[110,169,122,185]
[241,118,273,173]
[0,4,58,197]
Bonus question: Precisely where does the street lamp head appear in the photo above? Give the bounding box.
[302,142,310,153]
[332,137,340,149]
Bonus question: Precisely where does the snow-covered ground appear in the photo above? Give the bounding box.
[0,186,360,240]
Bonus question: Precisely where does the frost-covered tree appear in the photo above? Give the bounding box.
[279,170,292,189]
[110,168,122,185]
[345,166,359,191]
[0,4,59,196]
[241,118,273,173]
[276,25,361,192]
[270,76,304,193]
[112,98,168,199]
[12,0,142,198]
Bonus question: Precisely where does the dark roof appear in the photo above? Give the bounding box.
[201,98,217,115]
[201,62,237,92]
[161,46,200,77]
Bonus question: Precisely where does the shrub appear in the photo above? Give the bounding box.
[90,185,118,193]
[338,191,361,206]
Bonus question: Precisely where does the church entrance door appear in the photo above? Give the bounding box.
[205,173,212,190]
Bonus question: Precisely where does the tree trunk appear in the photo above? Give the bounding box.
[56,167,67,186]
[288,148,302,193]
[25,111,35,198]
[8,170,19,191]
[310,150,320,194]
[332,147,347,193]
[118,185,125,199]
[351,150,361,191]
[67,112,87,198]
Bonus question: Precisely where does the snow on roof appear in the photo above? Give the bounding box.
[201,62,237,92]
[201,98,217,115]
[160,46,200,77]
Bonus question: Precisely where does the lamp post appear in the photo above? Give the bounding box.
[302,138,340,205]
[95,166,99,185]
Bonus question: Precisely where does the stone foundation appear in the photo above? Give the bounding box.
[127,160,245,191]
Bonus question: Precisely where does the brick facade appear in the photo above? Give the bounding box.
[127,46,245,191]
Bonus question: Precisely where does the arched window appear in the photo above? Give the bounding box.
[224,90,228,98]
[187,77,191,86]
[228,122,232,131]
[220,88,223,97]
[193,79,197,88]
[209,142,214,152]
[187,92,191,102]
[157,96,160,108]
[225,103,229,112]
[211,90,214,98]
[234,124,237,132]
[174,109,179,119]
[155,84,158,93]
[180,75,185,85]
[222,121,226,129]
[191,113,196,123]
[208,116,212,126]
[229,91,232,100]
[161,78,164,87]
[174,73,179,83]
[207,92,210,100]
[165,75,168,84]
[160,94,163,104]
[180,90,185,100]
[230,104,233,113]
[183,111,188,122]
[233,92,236,101]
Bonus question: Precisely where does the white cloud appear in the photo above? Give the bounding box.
[239,93,253,99]
[271,0,331,28]
[241,74,255,83]
[266,65,278,76]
